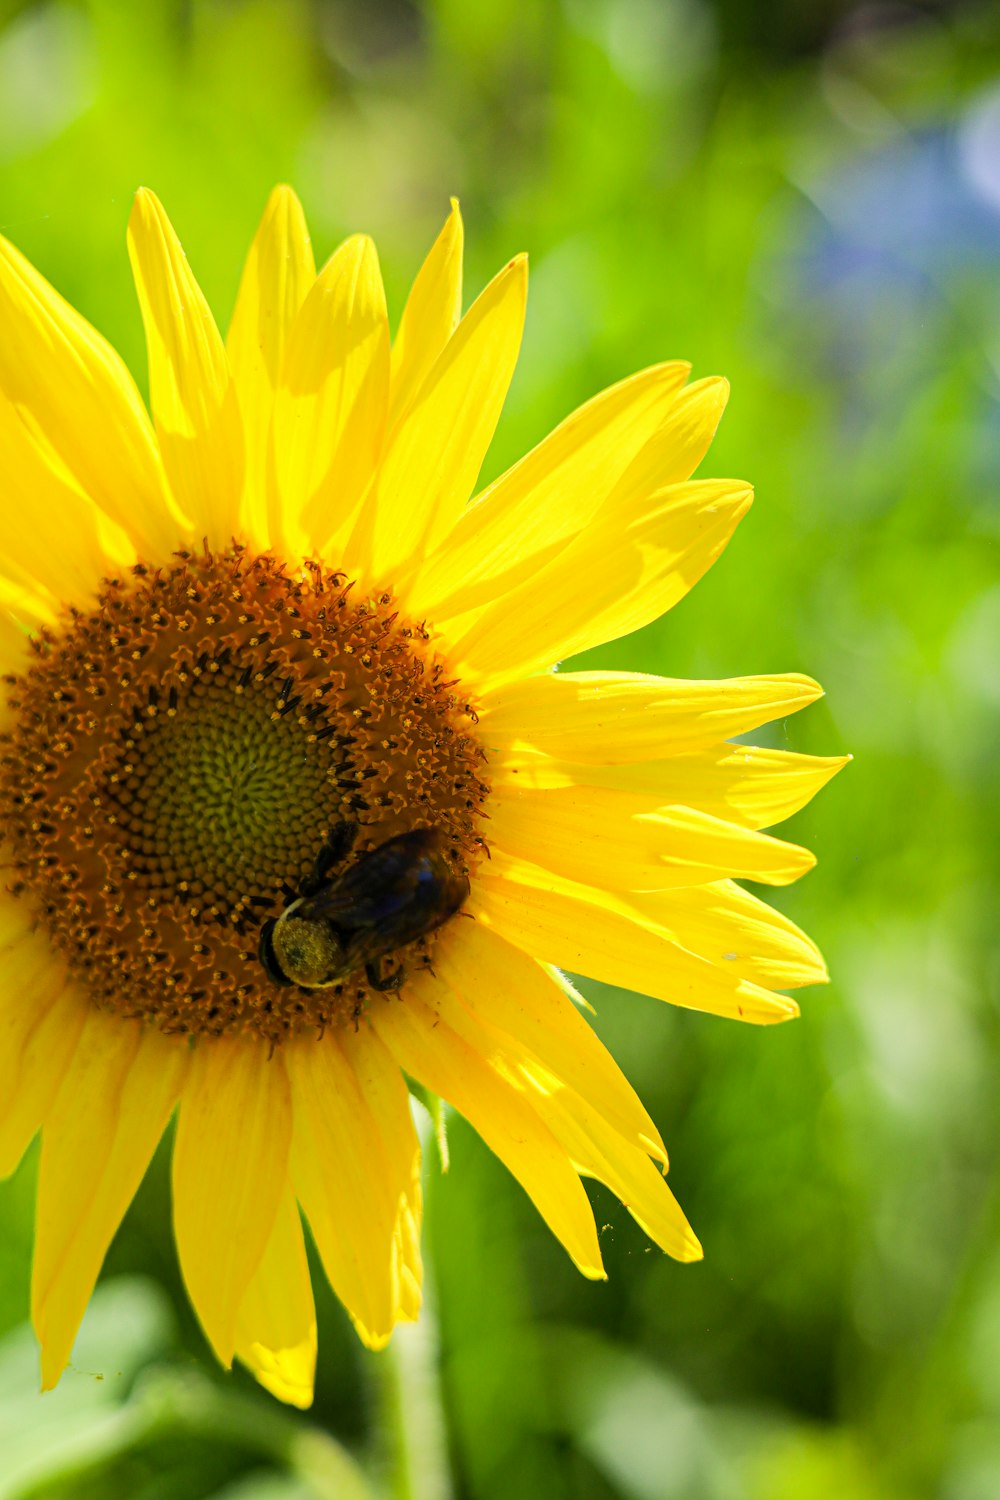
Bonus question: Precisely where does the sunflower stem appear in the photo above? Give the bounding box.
[374,1310,453,1500]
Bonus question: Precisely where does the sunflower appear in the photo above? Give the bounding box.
[0,187,844,1410]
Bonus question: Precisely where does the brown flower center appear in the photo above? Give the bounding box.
[0,547,488,1043]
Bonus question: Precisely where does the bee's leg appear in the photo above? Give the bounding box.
[366,960,405,993]
[325,819,360,864]
[303,821,360,895]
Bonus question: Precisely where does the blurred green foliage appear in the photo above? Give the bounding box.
[1,0,999,1496]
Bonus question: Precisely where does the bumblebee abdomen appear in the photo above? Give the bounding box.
[272,913,347,989]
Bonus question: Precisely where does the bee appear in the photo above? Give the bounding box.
[258,822,470,993]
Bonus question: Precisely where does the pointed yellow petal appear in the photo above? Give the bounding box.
[480,671,825,762]
[287,1028,419,1349]
[560,747,851,830]
[33,1013,188,1389]
[635,880,829,990]
[0,231,177,557]
[0,941,87,1178]
[473,852,799,1025]
[650,804,817,885]
[172,1036,291,1366]
[277,235,390,555]
[402,361,691,622]
[128,188,244,549]
[370,976,605,1279]
[349,255,527,582]
[424,982,700,1262]
[523,1079,701,1261]
[389,199,463,428]
[606,375,730,502]
[226,186,316,548]
[234,1188,317,1410]
[455,479,753,689]
[437,918,667,1164]
[489,782,817,890]
[339,1023,423,1325]
[0,395,135,604]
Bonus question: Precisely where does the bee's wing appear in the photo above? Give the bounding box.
[302,831,446,931]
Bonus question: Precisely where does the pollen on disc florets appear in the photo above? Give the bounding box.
[0,546,488,1044]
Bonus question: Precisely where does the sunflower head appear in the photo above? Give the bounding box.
[1,544,487,1041]
[0,186,845,1409]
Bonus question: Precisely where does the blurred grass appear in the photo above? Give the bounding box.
[1,1,999,1496]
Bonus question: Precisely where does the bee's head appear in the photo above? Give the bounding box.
[259,902,347,989]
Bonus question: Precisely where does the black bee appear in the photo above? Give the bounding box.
[258,822,469,993]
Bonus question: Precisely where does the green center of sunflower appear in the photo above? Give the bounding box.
[0,546,487,1043]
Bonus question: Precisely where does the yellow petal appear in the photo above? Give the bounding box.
[0,572,58,637]
[650,803,816,885]
[635,880,829,990]
[128,188,244,549]
[287,1028,418,1348]
[0,939,87,1178]
[393,1181,423,1323]
[437,918,667,1164]
[234,1188,317,1410]
[606,375,730,502]
[522,1077,701,1261]
[33,1013,188,1389]
[226,186,316,548]
[489,782,817,890]
[473,852,798,1025]
[276,235,390,555]
[558,747,851,830]
[348,255,528,583]
[0,395,135,604]
[172,1035,291,1366]
[0,230,177,558]
[402,360,691,621]
[424,982,700,1261]
[388,199,463,428]
[339,1022,423,1325]
[454,478,753,689]
[479,670,825,762]
[0,602,31,666]
[371,977,605,1279]
[487,781,674,888]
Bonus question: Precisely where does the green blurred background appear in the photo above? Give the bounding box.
[1,0,999,1496]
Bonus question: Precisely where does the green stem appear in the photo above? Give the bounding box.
[373,1311,453,1500]
[370,1102,453,1500]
